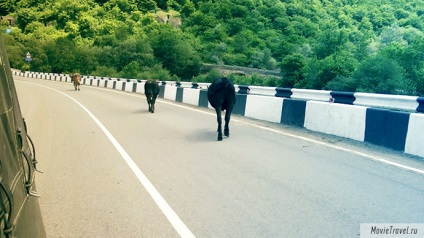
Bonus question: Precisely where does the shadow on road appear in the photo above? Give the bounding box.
[185,128,225,143]
[133,109,154,114]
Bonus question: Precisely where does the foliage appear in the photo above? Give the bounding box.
[90,66,119,78]
[192,68,222,83]
[229,73,278,87]
[353,55,412,95]
[148,24,202,80]
[280,53,305,88]
[325,76,357,92]
[2,0,424,95]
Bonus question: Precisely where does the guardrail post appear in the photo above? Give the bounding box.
[275,87,292,98]
[238,85,250,94]
[417,97,424,113]
[198,89,208,107]
[159,81,166,98]
[330,91,356,104]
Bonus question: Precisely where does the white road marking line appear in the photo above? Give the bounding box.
[19,81,196,238]
[241,122,424,175]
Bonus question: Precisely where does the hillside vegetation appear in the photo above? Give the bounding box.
[1,0,424,95]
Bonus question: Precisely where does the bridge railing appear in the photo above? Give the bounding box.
[13,69,423,113]
[13,70,424,159]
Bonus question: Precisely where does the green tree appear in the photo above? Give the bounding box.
[90,66,119,78]
[155,0,170,10]
[22,37,51,72]
[313,22,349,60]
[113,37,155,71]
[353,55,412,95]
[0,0,16,15]
[135,0,157,13]
[325,75,357,92]
[78,15,99,38]
[291,16,318,39]
[183,10,219,37]
[139,64,175,80]
[300,50,358,89]
[95,45,116,69]
[15,8,38,30]
[74,44,98,74]
[3,33,26,70]
[104,0,137,13]
[51,0,90,29]
[280,53,306,88]
[43,37,77,73]
[223,53,248,66]
[181,0,195,17]
[208,42,227,64]
[120,61,141,79]
[381,38,424,95]
[149,25,202,80]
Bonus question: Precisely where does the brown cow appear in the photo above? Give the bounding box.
[71,73,81,91]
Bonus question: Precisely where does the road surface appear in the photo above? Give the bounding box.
[14,76,424,237]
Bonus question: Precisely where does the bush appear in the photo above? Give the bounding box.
[353,55,414,95]
[139,64,175,80]
[280,53,306,87]
[324,76,357,91]
[204,68,222,82]
[90,66,119,78]
[265,77,279,87]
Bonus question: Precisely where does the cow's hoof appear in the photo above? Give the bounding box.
[218,137,223,141]
[151,111,154,113]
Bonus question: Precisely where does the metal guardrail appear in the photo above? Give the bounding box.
[12,69,424,113]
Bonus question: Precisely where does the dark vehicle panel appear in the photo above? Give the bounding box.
[0,32,46,237]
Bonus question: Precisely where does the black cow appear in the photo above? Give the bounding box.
[144,80,160,113]
[208,77,236,141]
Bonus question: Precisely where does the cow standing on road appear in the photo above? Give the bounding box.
[208,77,236,141]
[144,80,160,113]
[71,73,81,91]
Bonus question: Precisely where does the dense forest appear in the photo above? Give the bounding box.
[1,0,424,95]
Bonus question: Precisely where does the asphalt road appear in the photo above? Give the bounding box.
[14,76,424,237]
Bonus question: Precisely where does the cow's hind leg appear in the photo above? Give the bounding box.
[224,108,232,137]
[147,99,152,112]
[215,107,223,141]
[151,97,156,113]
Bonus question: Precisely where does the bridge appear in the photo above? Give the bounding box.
[13,72,424,237]
[202,63,282,78]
